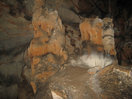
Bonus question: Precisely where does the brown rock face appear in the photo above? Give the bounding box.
[42,66,100,99]
[80,18,103,46]
[0,1,34,99]
[98,65,132,99]
[80,17,116,56]
[1,0,132,99]
[28,1,67,60]
[24,0,68,94]
[0,1,33,52]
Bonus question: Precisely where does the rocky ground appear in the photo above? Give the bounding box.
[0,0,132,99]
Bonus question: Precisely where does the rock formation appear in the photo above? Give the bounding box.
[80,17,116,56]
[0,1,33,98]
[0,0,132,99]
[23,0,68,95]
[79,18,103,46]
[102,18,116,56]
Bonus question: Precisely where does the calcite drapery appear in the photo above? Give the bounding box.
[80,18,103,45]
[80,17,116,56]
[28,0,67,60]
[24,0,68,94]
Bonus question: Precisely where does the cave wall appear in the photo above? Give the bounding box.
[0,0,132,99]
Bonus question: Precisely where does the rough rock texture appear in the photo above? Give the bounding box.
[27,0,67,60]
[98,65,132,99]
[23,0,68,95]
[0,1,33,53]
[42,66,100,99]
[0,0,132,99]
[22,4,132,97]
[35,64,132,99]
[80,17,116,55]
[65,24,82,55]
[102,18,116,55]
[45,0,81,24]
[0,1,33,98]
[80,18,103,45]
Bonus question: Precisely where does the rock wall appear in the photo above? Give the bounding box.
[0,1,34,98]
[0,0,132,99]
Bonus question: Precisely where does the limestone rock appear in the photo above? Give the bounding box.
[0,1,33,54]
[43,66,100,99]
[65,25,82,55]
[28,0,67,60]
[79,17,116,56]
[0,2,33,98]
[98,65,132,99]
[33,64,132,99]
[58,7,81,24]
[102,18,116,55]
[45,0,81,24]
[24,0,68,95]
[80,18,103,46]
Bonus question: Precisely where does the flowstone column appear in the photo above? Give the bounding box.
[23,0,68,95]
